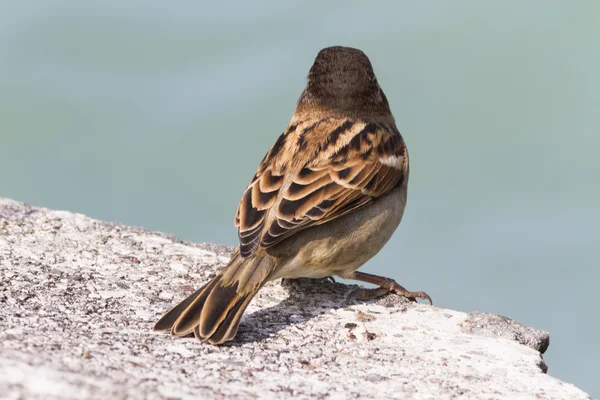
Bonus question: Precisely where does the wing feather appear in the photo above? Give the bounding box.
[234,118,408,257]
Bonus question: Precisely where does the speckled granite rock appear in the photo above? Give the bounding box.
[0,198,591,400]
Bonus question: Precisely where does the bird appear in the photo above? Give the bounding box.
[153,45,432,345]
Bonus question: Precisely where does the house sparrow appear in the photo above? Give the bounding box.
[154,46,432,345]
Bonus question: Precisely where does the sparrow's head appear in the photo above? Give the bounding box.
[298,46,390,115]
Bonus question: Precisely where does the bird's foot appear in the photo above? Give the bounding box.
[345,272,432,305]
[281,276,336,287]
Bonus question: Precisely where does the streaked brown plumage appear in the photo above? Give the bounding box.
[154,46,431,345]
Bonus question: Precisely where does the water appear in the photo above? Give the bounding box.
[1,1,598,396]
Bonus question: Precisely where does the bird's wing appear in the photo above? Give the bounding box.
[234,118,408,258]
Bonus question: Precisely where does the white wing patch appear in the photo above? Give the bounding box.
[379,155,403,169]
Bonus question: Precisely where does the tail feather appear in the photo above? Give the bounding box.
[197,285,259,344]
[152,285,207,333]
[198,282,241,338]
[153,251,274,345]
[170,277,220,336]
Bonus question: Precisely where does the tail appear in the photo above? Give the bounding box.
[153,250,275,345]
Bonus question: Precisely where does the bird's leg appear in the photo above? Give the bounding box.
[346,271,432,305]
[281,276,336,287]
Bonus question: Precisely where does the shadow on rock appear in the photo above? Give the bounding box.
[229,278,411,346]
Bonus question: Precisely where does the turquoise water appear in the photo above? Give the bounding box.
[1,1,599,396]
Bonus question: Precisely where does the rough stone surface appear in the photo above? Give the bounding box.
[0,198,591,400]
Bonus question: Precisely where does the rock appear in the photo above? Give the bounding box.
[0,198,591,400]
[462,312,551,354]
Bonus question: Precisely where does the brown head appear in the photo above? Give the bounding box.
[297,46,391,117]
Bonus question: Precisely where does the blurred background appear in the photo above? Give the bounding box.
[1,0,598,396]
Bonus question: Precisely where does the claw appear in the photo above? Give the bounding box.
[345,271,432,305]
[345,282,433,306]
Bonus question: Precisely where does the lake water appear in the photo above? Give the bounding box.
[1,1,599,396]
